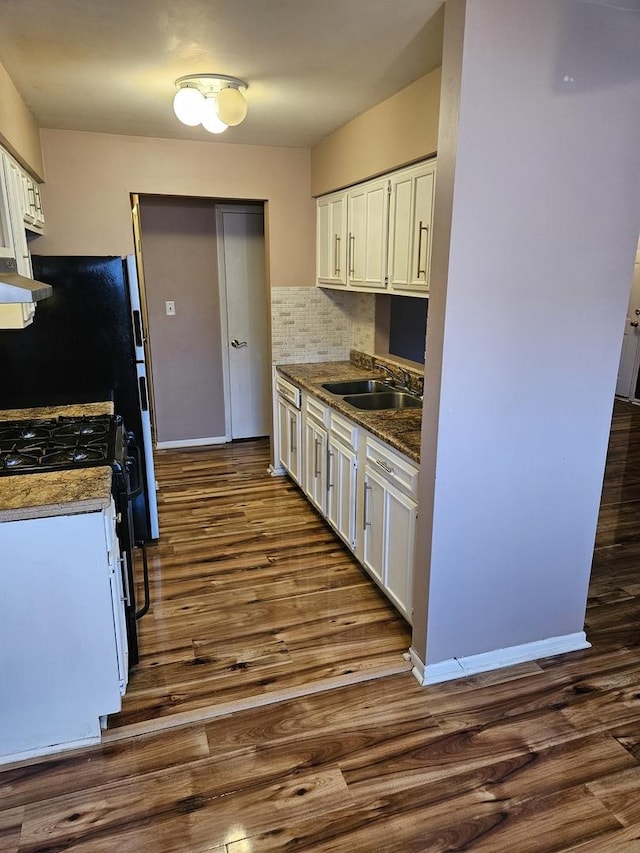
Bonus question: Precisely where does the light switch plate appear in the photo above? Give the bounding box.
[165,301,176,316]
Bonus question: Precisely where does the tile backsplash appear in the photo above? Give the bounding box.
[271,287,375,364]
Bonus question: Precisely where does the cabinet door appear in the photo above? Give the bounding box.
[388,162,435,295]
[303,418,327,513]
[288,405,302,485]
[2,156,33,274]
[0,153,16,259]
[327,436,358,549]
[277,395,291,474]
[384,485,416,621]
[347,177,389,290]
[362,462,416,622]
[362,467,385,584]
[317,192,347,286]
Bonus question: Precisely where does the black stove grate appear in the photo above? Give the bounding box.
[0,414,124,474]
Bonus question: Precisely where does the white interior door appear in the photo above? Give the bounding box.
[217,206,270,439]
[616,260,640,399]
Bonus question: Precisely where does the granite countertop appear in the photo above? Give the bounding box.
[0,401,114,421]
[277,360,422,463]
[0,401,115,522]
[0,467,113,522]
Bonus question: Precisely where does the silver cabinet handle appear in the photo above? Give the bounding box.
[290,416,296,452]
[314,436,320,477]
[327,449,334,490]
[334,234,341,275]
[348,233,355,277]
[231,339,247,348]
[417,220,429,278]
[375,459,395,475]
[363,482,371,529]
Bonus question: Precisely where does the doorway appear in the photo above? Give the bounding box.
[134,195,270,447]
[616,242,640,400]
[217,204,270,440]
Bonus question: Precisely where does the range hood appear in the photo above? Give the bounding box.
[0,257,53,303]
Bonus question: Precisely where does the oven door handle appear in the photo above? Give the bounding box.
[134,540,150,619]
[126,439,144,499]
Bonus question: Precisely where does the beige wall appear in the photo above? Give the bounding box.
[0,61,44,180]
[310,68,441,197]
[138,196,226,444]
[35,129,315,288]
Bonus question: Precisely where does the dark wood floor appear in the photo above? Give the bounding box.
[106,438,412,738]
[4,400,640,851]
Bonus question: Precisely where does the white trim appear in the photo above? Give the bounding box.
[216,206,233,442]
[0,734,101,768]
[156,436,227,449]
[268,463,286,476]
[410,632,591,687]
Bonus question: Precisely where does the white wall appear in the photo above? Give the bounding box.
[413,0,640,671]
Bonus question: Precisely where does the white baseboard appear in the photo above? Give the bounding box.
[0,734,101,768]
[156,436,228,449]
[409,631,591,687]
[268,463,286,476]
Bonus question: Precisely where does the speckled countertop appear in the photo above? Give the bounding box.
[0,467,113,522]
[0,401,115,522]
[277,359,423,463]
[0,401,114,421]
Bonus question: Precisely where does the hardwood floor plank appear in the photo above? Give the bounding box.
[0,727,210,811]
[18,760,351,853]
[0,806,23,853]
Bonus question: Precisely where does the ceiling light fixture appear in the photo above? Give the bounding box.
[173,74,248,134]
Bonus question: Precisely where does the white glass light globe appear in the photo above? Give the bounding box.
[173,86,205,126]
[201,97,228,134]
[216,86,248,126]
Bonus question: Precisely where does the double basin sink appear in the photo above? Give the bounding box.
[320,379,422,411]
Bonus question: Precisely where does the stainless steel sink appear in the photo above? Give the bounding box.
[321,379,389,395]
[343,391,422,410]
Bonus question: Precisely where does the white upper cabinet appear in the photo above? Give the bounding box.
[347,176,389,291]
[387,161,436,295]
[316,192,347,286]
[316,158,436,298]
[0,152,16,260]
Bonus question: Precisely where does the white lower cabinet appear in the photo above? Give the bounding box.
[362,464,416,621]
[327,411,359,550]
[276,376,302,484]
[303,395,328,513]
[360,437,418,620]
[275,374,418,623]
[0,502,126,763]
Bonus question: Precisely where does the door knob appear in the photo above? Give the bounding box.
[231,339,247,348]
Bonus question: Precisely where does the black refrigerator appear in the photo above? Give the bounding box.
[0,255,159,542]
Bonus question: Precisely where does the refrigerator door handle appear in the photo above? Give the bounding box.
[138,375,149,412]
[132,309,145,348]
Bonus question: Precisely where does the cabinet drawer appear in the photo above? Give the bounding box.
[276,375,301,409]
[305,393,327,425]
[330,410,358,450]
[365,435,418,499]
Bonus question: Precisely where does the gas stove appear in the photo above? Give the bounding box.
[0,414,125,475]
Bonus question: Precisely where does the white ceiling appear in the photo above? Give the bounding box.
[0,0,444,149]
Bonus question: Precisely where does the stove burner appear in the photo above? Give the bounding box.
[42,447,107,465]
[2,450,41,469]
[54,422,109,439]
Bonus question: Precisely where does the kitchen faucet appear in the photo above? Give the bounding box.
[374,361,412,390]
